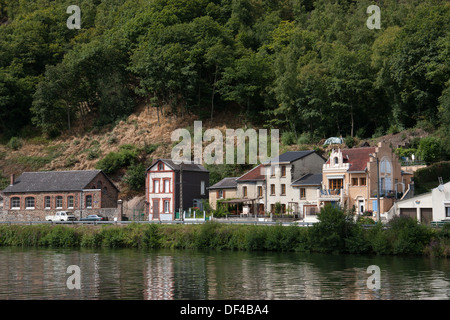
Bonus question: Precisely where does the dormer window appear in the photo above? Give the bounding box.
[334,157,339,165]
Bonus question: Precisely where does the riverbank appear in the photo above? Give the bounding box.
[0,216,448,257]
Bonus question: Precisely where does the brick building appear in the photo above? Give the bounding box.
[1,170,119,221]
[146,159,209,221]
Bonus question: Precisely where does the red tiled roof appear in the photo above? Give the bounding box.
[326,147,376,172]
[236,164,266,181]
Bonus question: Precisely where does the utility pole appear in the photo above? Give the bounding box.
[370,154,381,223]
[180,162,183,221]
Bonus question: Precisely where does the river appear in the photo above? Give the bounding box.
[0,247,448,300]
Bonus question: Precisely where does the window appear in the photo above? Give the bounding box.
[446,207,450,218]
[281,166,286,177]
[56,196,63,209]
[281,204,286,213]
[158,163,164,170]
[67,196,74,209]
[219,190,224,199]
[11,197,20,209]
[334,157,339,165]
[243,186,248,197]
[85,195,92,208]
[352,178,359,186]
[164,179,170,193]
[257,186,263,198]
[164,200,170,213]
[153,180,159,193]
[281,184,286,195]
[360,178,366,186]
[201,181,205,195]
[329,179,343,190]
[270,204,275,213]
[270,166,275,177]
[270,184,275,195]
[97,181,102,189]
[300,188,306,200]
[25,197,35,209]
[45,196,51,209]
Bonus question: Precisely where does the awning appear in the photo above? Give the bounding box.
[327,175,345,179]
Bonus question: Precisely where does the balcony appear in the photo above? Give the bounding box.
[370,189,403,199]
[318,188,346,201]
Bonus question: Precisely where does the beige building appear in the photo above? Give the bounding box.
[208,177,238,210]
[291,173,322,222]
[319,141,413,219]
[234,164,267,216]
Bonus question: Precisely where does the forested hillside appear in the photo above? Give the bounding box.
[0,0,448,140]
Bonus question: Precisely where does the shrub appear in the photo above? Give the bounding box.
[95,144,139,174]
[281,131,296,145]
[7,137,22,150]
[39,226,80,247]
[309,204,356,253]
[344,136,357,148]
[123,163,146,191]
[417,136,443,165]
[367,223,392,255]
[296,133,310,145]
[387,216,432,255]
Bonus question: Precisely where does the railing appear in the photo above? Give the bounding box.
[0,219,316,227]
[318,189,345,198]
[370,189,403,199]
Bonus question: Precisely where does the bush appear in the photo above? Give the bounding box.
[344,136,357,148]
[123,163,146,191]
[96,144,139,174]
[7,137,22,150]
[387,216,432,255]
[281,131,296,145]
[309,204,356,253]
[417,136,443,165]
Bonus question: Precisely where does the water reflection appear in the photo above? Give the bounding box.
[0,247,448,300]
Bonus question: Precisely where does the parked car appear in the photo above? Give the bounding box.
[46,211,76,221]
[80,215,108,221]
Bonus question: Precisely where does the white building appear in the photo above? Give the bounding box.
[391,181,450,224]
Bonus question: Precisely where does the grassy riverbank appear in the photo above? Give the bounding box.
[0,206,449,257]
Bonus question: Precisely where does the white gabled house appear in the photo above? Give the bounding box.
[390,180,450,224]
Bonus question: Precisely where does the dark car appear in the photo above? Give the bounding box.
[80,214,108,221]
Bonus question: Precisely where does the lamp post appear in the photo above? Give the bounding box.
[370,154,381,223]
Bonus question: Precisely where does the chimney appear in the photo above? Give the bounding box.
[10,174,15,186]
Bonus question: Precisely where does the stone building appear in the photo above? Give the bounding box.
[1,170,119,221]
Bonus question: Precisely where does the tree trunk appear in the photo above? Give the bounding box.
[350,103,354,137]
[211,64,218,121]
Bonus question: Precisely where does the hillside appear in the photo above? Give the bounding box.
[0,0,449,202]
[0,102,433,195]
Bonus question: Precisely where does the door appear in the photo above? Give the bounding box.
[400,208,417,220]
[358,200,364,214]
[152,200,159,219]
[420,208,433,225]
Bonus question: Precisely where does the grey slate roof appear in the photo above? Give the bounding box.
[2,170,112,193]
[265,151,315,164]
[292,173,322,186]
[148,159,208,172]
[209,177,238,190]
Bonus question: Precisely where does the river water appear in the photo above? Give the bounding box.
[0,247,448,300]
